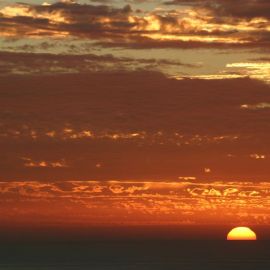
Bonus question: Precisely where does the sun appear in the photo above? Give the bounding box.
[227,227,257,240]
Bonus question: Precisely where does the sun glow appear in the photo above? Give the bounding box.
[227,227,257,241]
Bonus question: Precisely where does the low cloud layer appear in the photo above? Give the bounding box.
[0,180,270,226]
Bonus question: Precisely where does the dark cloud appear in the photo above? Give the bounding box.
[0,71,270,181]
[33,2,132,17]
[164,0,270,19]
[0,51,199,75]
[249,57,270,62]
[95,37,270,49]
[0,2,134,39]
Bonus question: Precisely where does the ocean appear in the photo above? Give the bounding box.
[0,241,269,269]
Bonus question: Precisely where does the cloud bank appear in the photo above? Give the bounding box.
[0,0,269,48]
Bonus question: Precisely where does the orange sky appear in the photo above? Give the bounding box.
[0,0,270,237]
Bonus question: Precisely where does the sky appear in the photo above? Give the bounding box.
[0,0,270,238]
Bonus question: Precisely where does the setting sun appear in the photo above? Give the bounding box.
[227,227,257,241]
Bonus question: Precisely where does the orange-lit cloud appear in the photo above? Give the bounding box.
[21,157,68,168]
[0,1,269,48]
[1,180,270,226]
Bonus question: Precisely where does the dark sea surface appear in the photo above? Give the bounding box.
[0,241,270,270]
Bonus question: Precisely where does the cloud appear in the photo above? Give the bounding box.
[0,51,200,75]
[0,2,133,38]
[240,102,270,110]
[1,180,270,225]
[0,71,270,181]
[225,62,270,83]
[0,1,269,48]
[21,157,68,168]
[164,0,270,19]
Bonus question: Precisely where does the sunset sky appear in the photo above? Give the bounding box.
[0,0,270,238]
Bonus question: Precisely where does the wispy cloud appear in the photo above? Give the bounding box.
[0,51,200,75]
[1,180,270,225]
